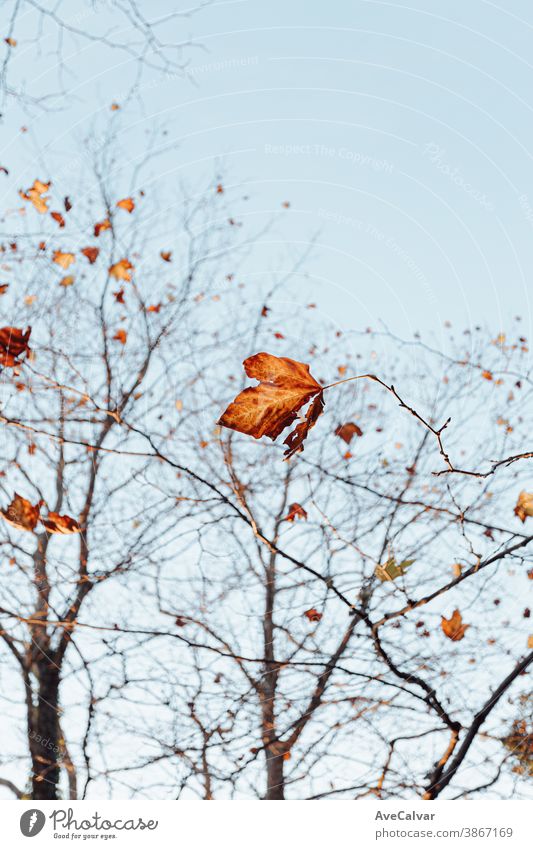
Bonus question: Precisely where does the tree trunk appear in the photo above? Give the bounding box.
[29,666,61,800]
[264,750,285,799]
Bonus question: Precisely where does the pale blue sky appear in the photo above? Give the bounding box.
[2,0,533,349]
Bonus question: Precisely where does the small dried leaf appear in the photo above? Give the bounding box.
[0,493,40,532]
[441,609,469,642]
[109,258,133,281]
[53,250,75,270]
[284,503,307,522]
[81,246,100,264]
[335,422,363,444]
[113,329,127,345]
[304,608,322,622]
[41,512,81,534]
[20,179,50,214]
[116,197,135,213]
[514,491,533,523]
[0,326,31,367]
[94,218,111,237]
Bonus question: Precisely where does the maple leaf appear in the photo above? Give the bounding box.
[109,258,133,281]
[441,609,469,641]
[375,557,414,582]
[218,353,325,458]
[514,491,533,523]
[41,512,81,534]
[94,218,111,237]
[0,493,41,531]
[19,179,50,214]
[81,247,100,264]
[284,503,307,522]
[116,197,135,213]
[53,250,75,270]
[335,422,363,444]
[0,326,31,367]
[304,608,322,622]
[113,329,127,344]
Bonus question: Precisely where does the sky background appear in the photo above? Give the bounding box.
[1,0,533,355]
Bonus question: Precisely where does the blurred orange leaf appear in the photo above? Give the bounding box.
[0,493,41,532]
[116,197,135,213]
[109,258,133,281]
[53,250,75,270]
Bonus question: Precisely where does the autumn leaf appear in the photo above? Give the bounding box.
[160,251,172,262]
[50,211,65,228]
[514,491,533,523]
[0,493,41,532]
[59,275,75,288]
[41,512,81,534]
[335,422,363,444]
[0,326,31,367]
[116,197,135,213]
[53,250,75,270]
[113,329,127,345]
[284,503,307,522]
[481,370,493,381]
[113,288,125,303]
[81,246,100,264]
[216,183,224,194]
[375,557,414,582]
[0,284,9,295]
[304,608,322,622]
[20,179,50,214]
[109,258,133,281]
[218,353,325,459]
[4,37,17,47]
[441,609,469,641]
[94,218,111,237]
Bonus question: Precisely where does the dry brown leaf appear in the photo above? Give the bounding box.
[113,288,125,304]
[50,211,65,228]
[19,179,50,214]
[109,258,133,281]
[0,493,41,531]
[514,491,533,523]
[284,503,307,522]
[94,218,111,237]
[81,246,100,264]
[0,326,31,367]
[41,512,81,534]
[441,609,469,642]
[53,250,75,270]
[218,353,324,459]
[304,608,322,622]
[335,422,363,444]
